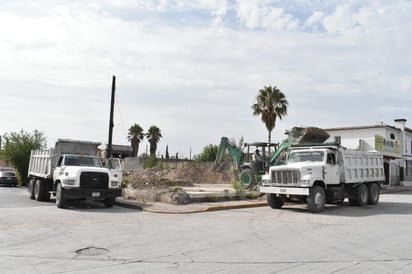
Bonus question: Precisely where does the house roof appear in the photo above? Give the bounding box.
[325,124,412,133]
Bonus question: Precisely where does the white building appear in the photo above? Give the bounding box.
[325,119,412,186]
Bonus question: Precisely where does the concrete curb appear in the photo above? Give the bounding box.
[202,201,268,212]
[115,186,412,214]
[114,198,144,210]
[142,201,268,214]
[381,186,412,194]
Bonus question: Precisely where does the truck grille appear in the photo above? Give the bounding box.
[271,169,300,185]
[80,172,109,189]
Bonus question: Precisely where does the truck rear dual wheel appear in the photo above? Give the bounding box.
[28,179,36,200]
[368,183,380,205]
[34,179,45,201]
[349,184,369,206]
[267,194,284,209]
[307,186,326,213]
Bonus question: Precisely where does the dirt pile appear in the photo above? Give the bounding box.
[127,162,233,191]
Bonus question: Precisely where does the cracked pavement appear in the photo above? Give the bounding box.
[2,186,412,273]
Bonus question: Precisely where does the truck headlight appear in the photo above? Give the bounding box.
[111,181,118,187]
[67,180,75,185]
[261,177,271,186]
[301,180,310,185]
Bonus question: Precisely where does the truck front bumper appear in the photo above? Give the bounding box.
[260,186,310,196]
[63,188,122,200]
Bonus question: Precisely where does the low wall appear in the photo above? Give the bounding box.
[122,157,214,173]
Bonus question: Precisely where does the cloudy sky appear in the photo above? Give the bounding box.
[0,0,411,158]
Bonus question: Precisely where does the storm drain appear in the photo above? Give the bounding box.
[75,246,110,256]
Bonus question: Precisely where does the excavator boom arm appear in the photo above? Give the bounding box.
[212,137,244,172]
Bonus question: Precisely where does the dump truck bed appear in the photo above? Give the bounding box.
[28,149,54,179]
[342,150,384,184]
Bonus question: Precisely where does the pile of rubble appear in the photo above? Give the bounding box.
[123,162,234,204]
[126,162,233,191]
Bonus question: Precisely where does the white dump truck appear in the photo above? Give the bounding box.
[260,142,385,213]
[28,139,122,208]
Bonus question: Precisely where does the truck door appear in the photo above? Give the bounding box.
[106,158,123,185]
[325,152,339,185]
[53,156,64,181]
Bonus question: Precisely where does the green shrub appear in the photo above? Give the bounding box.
[195,144,218,162]
[205,194,219,202]
[144,155,158,169]
[121,178,129,189]
[231,180,245,196]
[246,192,259,199]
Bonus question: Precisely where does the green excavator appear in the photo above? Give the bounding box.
[212,137,289,190]
[212,127,330,190]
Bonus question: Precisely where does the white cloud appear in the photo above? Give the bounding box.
[236,0,299,31]
[322,4,357,34]
[1,0,412,155]
[305,11,324,29]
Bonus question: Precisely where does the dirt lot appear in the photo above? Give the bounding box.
[125,162,233,191]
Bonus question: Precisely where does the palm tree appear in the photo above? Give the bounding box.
[146,125,162,156]
[127,123,144,157]
[251,85,289,144]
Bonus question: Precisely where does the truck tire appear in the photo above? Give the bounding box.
[367,183,380,205]
[56,183,66,209]
[267,194,284,209]
[356,184,369,207]
[240,168,256,189]
[103,198,115,208]
[34,179,45,201]
[307,186,325,213]
[43,182,51,202]
[348,188,357,205]
[28,179,35,200]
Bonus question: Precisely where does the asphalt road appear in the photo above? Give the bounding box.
[1,186,412,273]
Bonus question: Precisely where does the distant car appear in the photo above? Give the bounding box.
[0,171,18,187]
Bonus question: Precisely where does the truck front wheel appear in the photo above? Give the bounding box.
[267,194,284,209]
[103,198,115,208]
[307,186,326,213]
[56,183,66,209]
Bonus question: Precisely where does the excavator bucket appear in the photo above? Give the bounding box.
[212,137,243,180]
[285,127,330,144]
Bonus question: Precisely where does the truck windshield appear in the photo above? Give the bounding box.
[288,151,324,163]
[64,156,103,167]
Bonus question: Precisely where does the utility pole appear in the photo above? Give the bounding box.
[107,75,116,159]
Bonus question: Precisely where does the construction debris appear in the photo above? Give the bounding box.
[126,162,233,191]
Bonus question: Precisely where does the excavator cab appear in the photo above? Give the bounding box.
[239,142,278,190]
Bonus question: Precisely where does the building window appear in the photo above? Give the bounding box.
[407,160,412,177]
[390,133,395,140]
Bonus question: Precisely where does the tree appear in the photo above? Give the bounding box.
[146,125,162,156]
[0,129,46,185]
[165,145,170,159]
[127,123,144,157]
[251,85,288,144]
[195,144,218,162]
